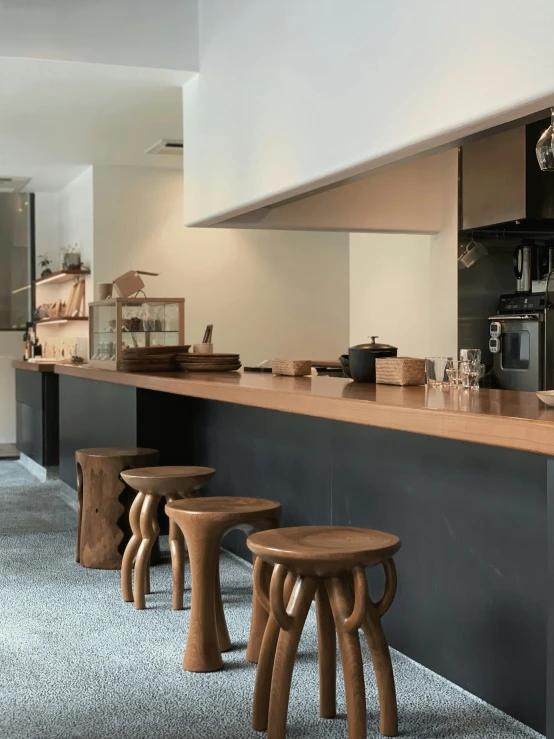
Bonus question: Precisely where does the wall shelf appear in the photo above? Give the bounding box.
[34,269,91,287]
[36,316,89,326]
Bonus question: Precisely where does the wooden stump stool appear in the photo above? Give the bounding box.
[75,447,159,569]
[120,466,216,611]
[165,496,281,672]
[248,525,401,739]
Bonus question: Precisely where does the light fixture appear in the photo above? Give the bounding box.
[11,285,31,295]
[40,319,68,325]
[536,108,554,171]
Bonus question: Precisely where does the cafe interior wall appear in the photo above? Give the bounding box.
[91,165,350,366]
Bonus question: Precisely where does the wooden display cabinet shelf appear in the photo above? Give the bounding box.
[34,269,91,286]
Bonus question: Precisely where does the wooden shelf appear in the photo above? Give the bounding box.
[34,269,90,286]
[36,316,89,325]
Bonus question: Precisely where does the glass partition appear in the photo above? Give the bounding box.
[0,193,34,330]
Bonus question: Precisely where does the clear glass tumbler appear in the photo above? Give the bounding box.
[459,348,482,364]
[425,357,453,388]
[461,360,483,389]
[446,359,463,388]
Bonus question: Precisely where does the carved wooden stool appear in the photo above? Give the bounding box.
[75,447,159,569]
[247,525,401,739]
[120,466,215,610]
[165,496,281,672]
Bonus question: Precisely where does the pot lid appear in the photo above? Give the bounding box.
[350,335,397,351]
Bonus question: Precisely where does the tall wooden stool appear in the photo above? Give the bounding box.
[165,496,281,672]
[120,466,216,610]
[75,447,159,569]
[248,525,401,739]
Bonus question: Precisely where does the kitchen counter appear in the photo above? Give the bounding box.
[54,363,553,733]
[54,364,554,455]
[12,359,58,372]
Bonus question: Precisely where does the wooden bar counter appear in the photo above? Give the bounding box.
[13,359,59,466]
[54,364,554,455]
[54,364,553,736]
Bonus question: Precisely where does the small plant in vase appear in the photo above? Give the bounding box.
[38,254,52,278]
[61,244,81,270]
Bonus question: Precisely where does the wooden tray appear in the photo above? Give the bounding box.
[179,353,239,360]
[177,362,242,372]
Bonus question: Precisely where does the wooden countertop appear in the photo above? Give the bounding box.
[12,359,58,372]
[54,364,554,456]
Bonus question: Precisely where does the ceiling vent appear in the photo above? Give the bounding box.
[145,139,183,156]
[0,177,31,193]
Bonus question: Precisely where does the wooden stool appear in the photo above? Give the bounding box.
[165,496,281,672]
[120,466,216,610]
[247,525,401,739]
[75,447,159,569]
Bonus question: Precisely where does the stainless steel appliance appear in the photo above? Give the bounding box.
[513,243,532,293]
[489,292,554,391]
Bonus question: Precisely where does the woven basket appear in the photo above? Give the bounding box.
[272,359,312,377]
[375,357,425,386]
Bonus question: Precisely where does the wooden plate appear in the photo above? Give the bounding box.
[179,356,240,363]
[123,344,190,355]
[177,362,242,372]
[178,352,240,362]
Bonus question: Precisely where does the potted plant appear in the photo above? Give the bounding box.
[38,254,52,278]
[61,244,81,270]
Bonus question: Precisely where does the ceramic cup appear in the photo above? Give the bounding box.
[193,343,214,354]
[97,283,113,300]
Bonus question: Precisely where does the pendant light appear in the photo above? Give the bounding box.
[536,108,554,171]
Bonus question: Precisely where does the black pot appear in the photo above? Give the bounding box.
[348,336,397,383]
[339,354,351,378]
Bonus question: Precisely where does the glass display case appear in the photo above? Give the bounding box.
[89,298,185,370]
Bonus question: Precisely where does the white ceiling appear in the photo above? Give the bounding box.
[0,0,198,72]
[0,57,194,192]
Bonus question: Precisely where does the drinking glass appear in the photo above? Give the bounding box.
[461,360,483,389]
[425,357,452,388]
[459,348,481,364]
[446,359,463,388]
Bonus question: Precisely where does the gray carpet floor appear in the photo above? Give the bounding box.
[0,460,543,739]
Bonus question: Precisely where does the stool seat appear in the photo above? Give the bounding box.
[120,465,215,610]
[75,447,159,569]
[165,496,281,672]
[120,465,215,495]
[248,525,401,576]
[248,524,401,739]
[165,496,281,524]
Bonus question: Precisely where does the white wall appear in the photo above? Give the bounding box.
[0,0,198,71]
[35,193,60,273]
[0,332,22,443]
[350,233,432,356]
[350,150,458,358]
[184,0,554,225]
[92,166,349,366]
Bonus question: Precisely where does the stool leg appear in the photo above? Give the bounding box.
[121,491,145,603]
[362,601,398,737]
[133,494,159,610]
[76,462,83,563]
[267,576,318,739]
[215,554,232,651]
[327,576,367,739]
[316,581,336,718]
[182,524,224,671]
[252,570,295,731]
[246,556,272,664]
[166,494,185,610]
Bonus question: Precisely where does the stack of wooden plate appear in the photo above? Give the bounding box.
[120,345,191,372]
[176,352,241,372]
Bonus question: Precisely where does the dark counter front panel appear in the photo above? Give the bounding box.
[58,374,138,488]
[15,369,59,466]
[188,398,548,734]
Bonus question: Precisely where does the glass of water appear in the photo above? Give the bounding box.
[446,359,463,388]
[461,360,483,389]
[425,357,453,388]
